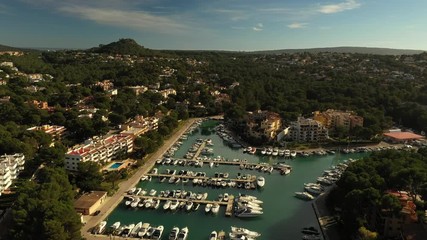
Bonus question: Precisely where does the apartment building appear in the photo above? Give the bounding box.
[27,125,67,141]
[244,110,282,141]
[159,88,177,99]
[128,85,148,95]
[64,134,134,171]
[0,153,25,196]
[120,115,159,138]
[313,109,363,131]
[369,190,419,239]
[287,117,329,142]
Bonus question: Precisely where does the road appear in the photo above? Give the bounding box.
[81,118,198,240]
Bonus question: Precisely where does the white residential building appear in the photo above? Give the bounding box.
[287,117,329,142]
[64,134,134,171]
[0,153,25,196]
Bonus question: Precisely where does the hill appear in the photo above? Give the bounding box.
[253,46,425,55]
[0,44,34,52]
[89,38,153,56]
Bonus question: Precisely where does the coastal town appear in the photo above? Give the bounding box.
[0,40,427,240]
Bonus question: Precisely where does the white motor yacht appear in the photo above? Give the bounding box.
[169,226,179,240]
[94,221,107,234]
[209,230,218,240]
[177,226,189,240]
[130,222,142,237]
[149,189,157,196]
[211,203,220,214]
[295,191,315,200]
[231,226,261,238]
[185,201,193,211]
[121,223,135,237]
[256,176,265,188]
[127,187,136,195]
[110,221,120,231]
[205,203,212,213]
[137,223,150,238]
[152,225,164,240]
[170,200,179,211]
[234,207,263,218]
[163,200,172,210]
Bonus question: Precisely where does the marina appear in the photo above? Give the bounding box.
[101,120,369,239]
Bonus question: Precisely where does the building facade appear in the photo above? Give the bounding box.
[120,115,159,138]
[369,191,419,239]
[74,191,107,215]
[27,125,67,141]
[64,134,134,171]
[313,109,363,131]
[0,153,25,196]
[287,117,329,142]
[244,110,282,141]
[159,88,177,99]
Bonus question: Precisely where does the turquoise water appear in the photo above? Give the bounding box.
[110,162,124,169]
[104,121,367,239]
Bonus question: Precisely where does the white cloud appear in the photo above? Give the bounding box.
[253,23,263,31]
[288,22,308,29]
[59,5,189,33]
[318,0,361,14]
[257,8,292,13]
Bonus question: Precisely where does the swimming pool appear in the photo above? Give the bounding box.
[109,162,123,169]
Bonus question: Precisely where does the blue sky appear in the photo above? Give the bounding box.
[1,0,426,50]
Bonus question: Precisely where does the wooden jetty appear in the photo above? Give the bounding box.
[145,173,256,183]
[123,194,235,216]
[192,141,206,160]
[167,157,271,168]
[225,195,235,217]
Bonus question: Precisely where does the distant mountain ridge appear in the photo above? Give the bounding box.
[1,40,426,55]
[0,43,35,52]
[253,46,425,55]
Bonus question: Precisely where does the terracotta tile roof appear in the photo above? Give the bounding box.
[383,132,424,140]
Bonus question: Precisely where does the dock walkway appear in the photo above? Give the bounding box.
[145,173,256,183]
[123,195,235,216]
[192,141,206,160]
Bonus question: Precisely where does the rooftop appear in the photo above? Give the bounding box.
[74,191,107,209]
[383,132,424,140]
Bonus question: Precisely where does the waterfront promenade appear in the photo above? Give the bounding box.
[81,118,198,240]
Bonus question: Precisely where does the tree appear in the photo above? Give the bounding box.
[75,162,103,192]
[9,167,82,240]
[104,171,122,190]
[358,226,378,240]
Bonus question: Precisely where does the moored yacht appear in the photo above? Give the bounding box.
[211,203,220,214]
[304,186,323,195]
[209,230,218,240]
[256,176,265,188]
[231,226,261,238]
[137,223,150,238]
[234,207,263,218]
[94,221,107,234]
[121,223,135,237]
[110,221,120,232]
[295,191,314,200]
[130,222,142,237]
[163,200,172,210]
[185,201,193,211]
[169,226,179,240]
[205,203,212,213]
[170,200,179,211]
[177,226,189,240]
[152,225,164,240]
